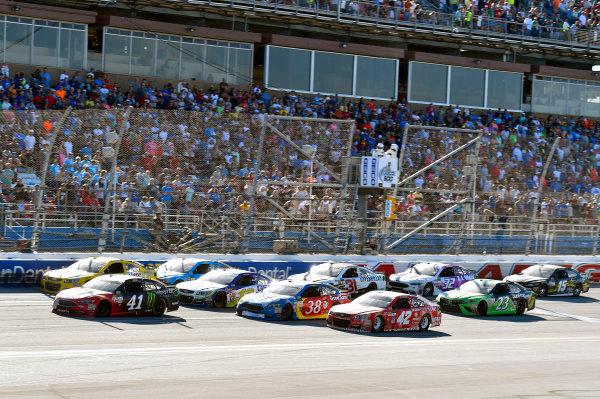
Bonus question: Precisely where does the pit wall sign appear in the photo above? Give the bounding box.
[1,256,599,286]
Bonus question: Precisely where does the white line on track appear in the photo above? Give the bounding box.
[531,308,600,323]
[1,336,599,360]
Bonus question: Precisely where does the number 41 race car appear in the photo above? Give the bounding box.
[52,274,179,317]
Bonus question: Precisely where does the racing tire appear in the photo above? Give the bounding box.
[281,303,293,321]
[174,279,183,285]
[516,299,527,315]
[422,283,434,297]
[367,283,377,292]
[213,291,227,308]
[371,316,385,333]
[573,283,582,297]
[418,315,431,332]
[152,298,167,317]
[538,284,548,297]
[476,301,488,317]
[95,300,111,318]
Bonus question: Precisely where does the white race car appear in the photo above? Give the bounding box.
[288,262,386,296]
[388,262,477,297]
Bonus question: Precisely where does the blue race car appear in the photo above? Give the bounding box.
[177,269,272,308]
[237,280,351,321]
[156,258,233,285]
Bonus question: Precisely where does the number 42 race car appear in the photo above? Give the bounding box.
[52,274,179,317]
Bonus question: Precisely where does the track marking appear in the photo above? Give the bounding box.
[531,308,600,323]
[1,336,599,360]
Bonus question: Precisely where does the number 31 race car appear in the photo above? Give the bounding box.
[288,262,386,295]
[52,275,179,317]
[327,291,441,333]
[237,280,351,320]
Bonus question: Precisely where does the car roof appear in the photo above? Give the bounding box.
[95,274,141,283]
[413,262,452,268]
[363,290,411,300]
[471,278,502,286]
[531,264,564,271]
[205,268,246,276]
[276,280,322,288]
[75,256,123,264]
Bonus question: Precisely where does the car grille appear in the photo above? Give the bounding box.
[179,289,194,294]
[439,298,462,313]
[330,312,351,318]
[389,282,409,289]
[58,299,77,307]
[179,295,193,304]
[241,303,264,312]
[331,318,351,328]
[45,282,61,292]
[48,277,62,282]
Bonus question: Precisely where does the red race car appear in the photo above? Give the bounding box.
[327,291,441,333]
[52,274,179,318]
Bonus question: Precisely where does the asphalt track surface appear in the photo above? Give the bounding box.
[1,287,599,399]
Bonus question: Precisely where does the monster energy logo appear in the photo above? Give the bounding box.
[147,292,156,307]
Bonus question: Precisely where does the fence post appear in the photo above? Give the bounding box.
[31,107,73,252]
[98,107,133,254]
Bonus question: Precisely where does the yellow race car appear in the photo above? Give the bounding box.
[41,257,156,294]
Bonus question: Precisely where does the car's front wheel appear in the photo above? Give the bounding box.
[422,283,434,297]
[573,283,582,297]
[95,300,110,318]
[213,291,227,308]
[538,283,548,297]
[419,315,431,332]
[371,316,385,333]
[516,299,527,315]
[281,303,293,321]
[152,298,167,316]
[476,301,488,316]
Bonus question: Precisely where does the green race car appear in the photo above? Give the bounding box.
[436,279,535,316]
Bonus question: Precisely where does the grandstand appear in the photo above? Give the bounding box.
[0,0,599,255]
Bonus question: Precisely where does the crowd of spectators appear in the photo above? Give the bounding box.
[1,64,600,229]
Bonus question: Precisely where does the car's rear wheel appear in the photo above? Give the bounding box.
[213,291,227,308]
[152,298,167,316]
[516,299,527,315]
[422,283,434,297]
[281,303,293,321]
[538,283,548,297]
[367,283,377,292]
[95,300,110,318]
[371,316,385,333]
[419,315,431,332]
[476,301,488,316]
[573,283,582,297]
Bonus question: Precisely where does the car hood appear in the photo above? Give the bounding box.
[330,302,382,315]
[57,287,107,299]
[241,292,289,305]
[389,273,432,283]
[438,290,485,301]
[505,275,547,284]
[177,280,225,292]
[46,268,94,280]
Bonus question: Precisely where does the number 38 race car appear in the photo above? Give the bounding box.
[237,280,351,320]
[327,291,441,333]
[52,274,179,318]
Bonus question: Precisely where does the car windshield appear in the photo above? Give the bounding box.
[263,283,302,296]
[159,259,193,273]
[70,258,107,273]
[199,272,236,285]
[82,278,122,292]
[310,263,345,277]
[408,264,439,276]
[520,266,555,278]
[352,293,393,308]
[458,281,494,294]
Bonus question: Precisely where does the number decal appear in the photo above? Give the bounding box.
[496,296,510,311]
[345,279,358,293]
[442,278,455,290]
[127,295,143,310]
[306,300,323,314]
[239,288,254,297]
[397,310,412,326]
[557,280,567,292]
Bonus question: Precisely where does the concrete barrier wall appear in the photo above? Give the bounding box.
[1,253,600,285]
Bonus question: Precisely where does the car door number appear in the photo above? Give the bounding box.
[496,296,510,310]
[345,279,358,293]
[127,295,143,310]
[442,278,455,289]
[397,310,412,325]
[306,299,323,314]
[557,280,567,292]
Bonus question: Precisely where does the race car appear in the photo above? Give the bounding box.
[52,274,179,317]
[436,279,535,316]
[503,264,590,297]
[41,257,156,294]
[288,263,386,296]
[177,269,272,307]
[237,280,351,320]
[388,262,476,297]
[157,258,233,285]
[327,291,442,333]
